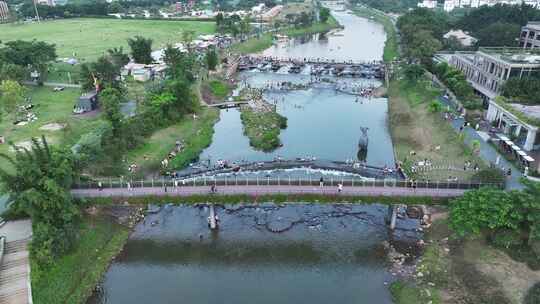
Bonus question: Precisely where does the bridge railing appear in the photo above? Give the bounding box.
[73,176,504,190]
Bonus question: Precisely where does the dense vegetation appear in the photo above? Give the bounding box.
[458,4,540,46]
[0,137,81,269]
[431,62,483,110]
[502,77,540,105]
[351,0,418,13]
[450,181,540,262]
[240,108,287,151]
[397,8,448,65]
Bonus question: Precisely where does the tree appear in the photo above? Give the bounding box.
[216,12,224,29]
[476,22,521,47]
[0,63,26,83]
[0,40,57,83]
[449,188,523,237]
[127,36,153,64]
[239,15,252,39]
[107,1,123,13]
[99,88,124,136]
[163,44,197,82]
[181,30,196,51]
[206,47,219,71]
[404,29,442,63]
[0,80,26,119]
[319,7,330,23]
[403,64,424,82]
[80,56,123,91]
[107,47,130,70]
[0,136,81,267]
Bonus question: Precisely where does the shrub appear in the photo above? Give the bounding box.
[490,229,523,249]
[471,167,505,184]
[525,282,540,304]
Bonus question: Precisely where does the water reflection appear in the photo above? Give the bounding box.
[88,204,421,304]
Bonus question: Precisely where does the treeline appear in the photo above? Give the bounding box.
[458,3,540,47]
[397,8,483,110]
[18,0,188,19]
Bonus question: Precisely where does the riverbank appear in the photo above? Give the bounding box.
[391,209,540,304]
[388,76,485,182]
[31,216,130,304]
[351,6,398,62]
[77,192,451,206]
[230,16,341,54]
[125,107,219,175]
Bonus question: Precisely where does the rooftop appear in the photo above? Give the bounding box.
[509,103,540,121]
[479,47,540,65]
[523,21,540,31]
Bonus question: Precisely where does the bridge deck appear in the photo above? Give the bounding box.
[72,185,465,198]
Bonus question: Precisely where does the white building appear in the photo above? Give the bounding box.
[34,0,55,6]
[443,29,478,47]
[0,1,9,22]
[422,0,540,11]
[417,0,437,8]
[443,0,457,11]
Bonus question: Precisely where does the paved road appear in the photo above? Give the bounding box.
[72,185,466,198]
[23,81,81,88]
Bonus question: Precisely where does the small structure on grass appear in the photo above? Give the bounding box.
[74,91,98,114]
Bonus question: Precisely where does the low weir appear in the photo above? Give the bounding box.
[173,159,404,181]
[237,56,385,79]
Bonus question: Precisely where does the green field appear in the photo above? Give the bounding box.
[31,216,130,304]
[0,86,104,172]
[0,18,215,62]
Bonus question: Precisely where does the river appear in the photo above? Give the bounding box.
[199,10,394,168]
[87,10,412,304]
[88,204,420,304]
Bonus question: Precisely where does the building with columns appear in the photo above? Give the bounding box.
[520,22,540,49]
[448,48,540,103]
[486,100,540,152]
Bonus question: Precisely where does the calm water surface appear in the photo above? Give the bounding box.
[88,204,420,304]
[201,11,393,167]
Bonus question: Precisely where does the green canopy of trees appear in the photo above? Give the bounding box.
[127,36,153,64]
[319,7,330,23]
[450,181,540,255]
[0,40,57,83]
[0,136,81,268]
[502,77,540,105]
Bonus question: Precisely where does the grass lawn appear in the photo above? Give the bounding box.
[208,80,230,99]
[352,6,398,62]
[201,79,232,104]
[125,107,219,175]
[31,216,130,304]
[0,18,215,62]
[0,86,104,172]
[47,62,83,84]
[240,107,287,151]
[388,76,485,181]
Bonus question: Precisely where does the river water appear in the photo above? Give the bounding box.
[88,11,413,304]
[88,204,420,304]
[199,10,394,168]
